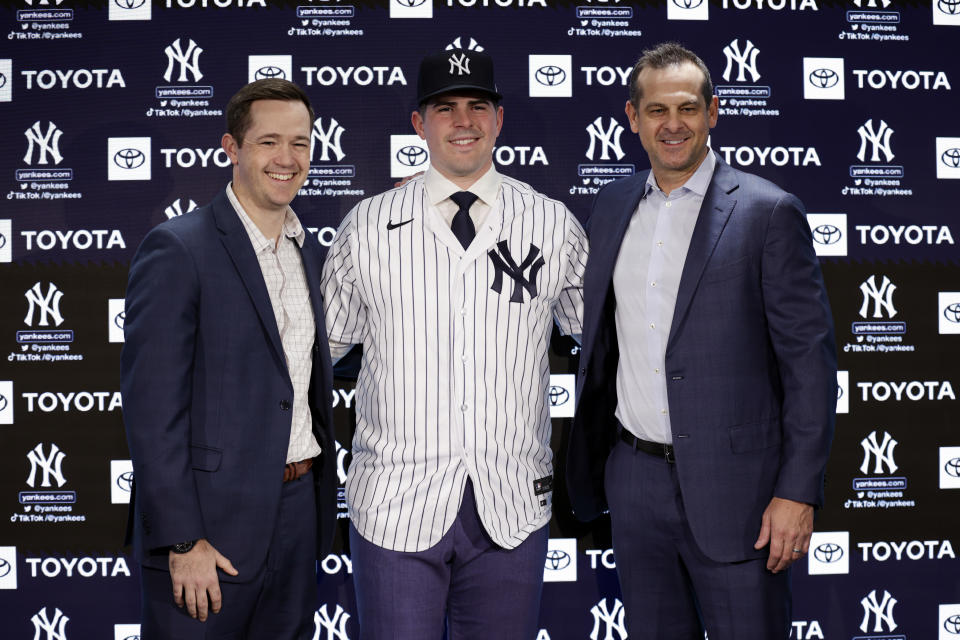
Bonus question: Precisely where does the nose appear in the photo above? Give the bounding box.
[275,143,297,166]
[451,104,471,127]
[664,109,684,130]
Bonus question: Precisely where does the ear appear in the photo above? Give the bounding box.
[708,95,719,129]
[221,133,240,165]
[625,100,639,134]
[494,105,504,137]
[411,109,426,140]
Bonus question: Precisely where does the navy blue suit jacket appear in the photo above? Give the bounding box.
[566,154,837,562]
[121,189,337,578]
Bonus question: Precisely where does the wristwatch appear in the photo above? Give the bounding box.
[171,540,197,554]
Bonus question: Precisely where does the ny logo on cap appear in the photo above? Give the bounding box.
[449,53,471,76]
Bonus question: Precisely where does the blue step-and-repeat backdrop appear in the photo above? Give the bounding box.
[1,0,959,638]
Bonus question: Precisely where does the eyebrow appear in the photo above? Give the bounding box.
[645,99,700,109]
[431,98,492,109]
[253,133,311,142]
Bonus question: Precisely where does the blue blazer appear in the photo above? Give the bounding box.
[121,189,337,578]
[566,154,837,562]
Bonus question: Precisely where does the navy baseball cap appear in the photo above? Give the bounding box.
[416,48,503,105]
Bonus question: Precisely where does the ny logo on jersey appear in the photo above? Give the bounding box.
[488,241,545,303]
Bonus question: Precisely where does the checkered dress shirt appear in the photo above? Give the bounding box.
[227,184,321,463]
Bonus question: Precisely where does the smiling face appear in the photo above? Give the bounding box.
[625,62,718,194]
[411,92,503,189]
[221,99,312,218]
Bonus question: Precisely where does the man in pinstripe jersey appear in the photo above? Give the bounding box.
[321,48,587,638]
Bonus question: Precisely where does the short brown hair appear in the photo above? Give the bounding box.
[627,42,713,110]
[225,79,314,146]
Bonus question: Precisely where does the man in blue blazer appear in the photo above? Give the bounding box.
[566,43,836,639]
[121,79,336,638]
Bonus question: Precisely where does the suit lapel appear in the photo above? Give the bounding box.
[584,172,649,342]
[666,154,739,350]
[211,190,287,369]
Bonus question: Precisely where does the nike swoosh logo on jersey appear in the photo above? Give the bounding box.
[387,219,414,231]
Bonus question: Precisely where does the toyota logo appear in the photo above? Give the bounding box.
[117,471,134,492]
[837,385,844,400]
[115,0,146,8]
[396,145,427,167]
[813,542,843,564]
[812,224,842,245]
[945,614,960,635]
[114,148,145,170]
[0,232,6,250]
[0,558,11,578]
[0,394,7,413]
[672,0,703,7]
[396,0,427,6]
[0,73,7,89]
[535,66,567,87]
[942,148,960,169]
[255,66,286,80]
[548,386,569,407]
[809,68,839,89]
[946,457,960,478]
[944,303,960,324]
[544,549,571,570]
[123,636,142,640]
[939,0,960,16]
[114,310,126,330]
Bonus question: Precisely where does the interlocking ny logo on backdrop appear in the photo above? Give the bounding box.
[312,118,346,162]
[859,275,896,319]
[24,282,64,327]
[860,589,898,633]
[32,607,69,640]
[313,604,350,640]
[585,117,625,161]
[163,38,203,83]
[27,443,67,488]
[857,119,895,163]
[488,242,545,303]
[590,598,628,640]
[722,39,761,82]
[24,121,63,165]
[860,431,898,474]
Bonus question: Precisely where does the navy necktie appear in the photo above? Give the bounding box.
[449,191,478,250]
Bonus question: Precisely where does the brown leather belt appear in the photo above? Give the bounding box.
[619,429,676,464]
[283,458,313,483]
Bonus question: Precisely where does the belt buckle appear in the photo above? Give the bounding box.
[663,445,675,464]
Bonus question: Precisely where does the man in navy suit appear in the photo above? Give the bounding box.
[121,79,336,639]
[566,43,836,639]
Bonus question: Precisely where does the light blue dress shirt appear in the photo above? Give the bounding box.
[613,151,717,444]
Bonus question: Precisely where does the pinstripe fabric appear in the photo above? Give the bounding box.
[321,169,587,552]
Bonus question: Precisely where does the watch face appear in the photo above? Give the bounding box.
[172,540,196,554]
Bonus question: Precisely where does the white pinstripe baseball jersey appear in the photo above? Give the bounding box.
[321,166,587,552]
